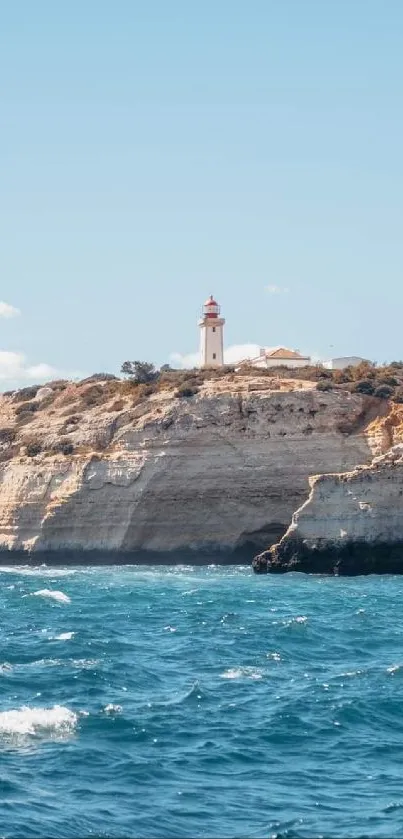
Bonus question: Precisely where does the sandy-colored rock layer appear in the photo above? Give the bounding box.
[0,374,378,561]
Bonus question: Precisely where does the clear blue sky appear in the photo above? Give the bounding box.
[1,0,403,387]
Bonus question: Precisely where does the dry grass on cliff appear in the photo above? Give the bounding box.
[2,361,403,464]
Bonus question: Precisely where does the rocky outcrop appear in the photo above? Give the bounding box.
[253,441,403,575]
[0,375,379,561]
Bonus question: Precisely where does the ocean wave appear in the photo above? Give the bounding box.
[285,615,308,626]
[0,566,78,577]
[0,705,78,740]
[103,704,123,715]
[32,589,71,604]
[71,659,99,670]
[220,667,264,680]
[150,680,206,708]
[2,565,403,838]
[51,631,75,641]
[387,664,402,674]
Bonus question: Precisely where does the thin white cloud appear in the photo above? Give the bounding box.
[170,344,260,369]
[0,302,21,318]
[224,344,260,363]
[0,352,83,386]
[26,362,59,380]
[169,351,200,369]
[265,285,289,295]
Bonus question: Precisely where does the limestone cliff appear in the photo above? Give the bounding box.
[253,405,403,575]
[0,374,385,561]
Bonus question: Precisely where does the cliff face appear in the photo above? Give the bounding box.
[0,375,382,560]
[253,406,403,575]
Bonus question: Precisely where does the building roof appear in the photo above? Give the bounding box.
[265,347,310,360]
[204,295,218,306]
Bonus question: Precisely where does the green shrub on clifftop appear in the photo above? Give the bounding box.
[351,380,375,395]
[374,384,394,399]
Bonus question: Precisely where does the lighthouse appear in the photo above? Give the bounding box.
[199,295,225,368]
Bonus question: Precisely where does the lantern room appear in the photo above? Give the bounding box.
[202,295,221,318]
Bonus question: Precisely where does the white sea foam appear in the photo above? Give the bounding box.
[267,652,281,661]
[387,664,401,674]
[72,658,99,669]
[103,704,123,714]
[281,615,308,627]
[52,632,74,641]
[33,589,71,604]
[0,566,78,577]
[0,705,78,739]
[220,667,263,680]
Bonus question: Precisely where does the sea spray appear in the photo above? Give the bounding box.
[33,589,71,604]
[0,705,78,739]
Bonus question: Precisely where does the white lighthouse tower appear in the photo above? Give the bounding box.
[199,295,225,368]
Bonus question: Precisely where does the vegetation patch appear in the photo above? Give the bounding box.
[53,438,74,455]
[131,383,158,405]
[36,393,56,411]
[175,385,199,398]
[80,373,118,384]
[0,428,16,444]
[60,415,81,434]
[121,361,159,384]
[374,384,394,400]
[13,386,40,403]
[79,384,105,408]
[351,380,375,395]
[25,439,42,457]
[392,387,403,404]
[15,401,39,415]
[47,380,69,391]
[107,399,125,412]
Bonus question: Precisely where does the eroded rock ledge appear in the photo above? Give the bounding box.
[253,444,403,575]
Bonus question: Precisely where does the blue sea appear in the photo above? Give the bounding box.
[1,565,403,838]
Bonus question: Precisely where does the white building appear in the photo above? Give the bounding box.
[242,347,311,370]
[323,356,369,370]
[199,295,225,367]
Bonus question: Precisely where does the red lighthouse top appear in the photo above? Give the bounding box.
[202,295,221,318]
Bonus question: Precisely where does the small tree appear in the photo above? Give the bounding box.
[121,361,159,384]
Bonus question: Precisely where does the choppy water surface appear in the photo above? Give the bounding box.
[1,565,403,837]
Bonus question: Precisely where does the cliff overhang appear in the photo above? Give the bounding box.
[254,438,403,575]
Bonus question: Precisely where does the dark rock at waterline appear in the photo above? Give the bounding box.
[252,538,403,575]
